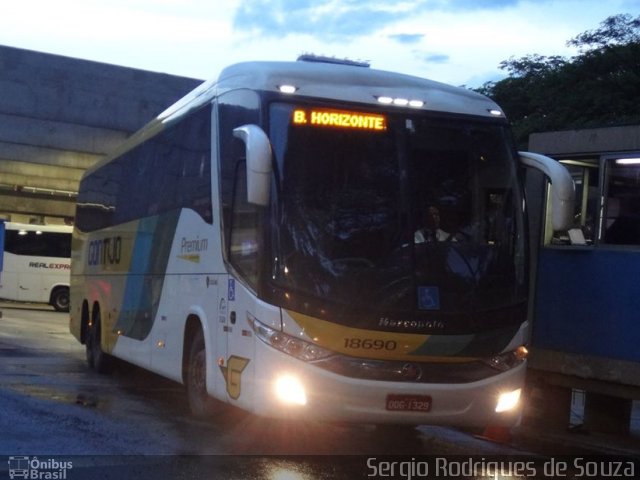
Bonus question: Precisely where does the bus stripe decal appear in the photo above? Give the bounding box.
[286,309,519,362]
[114,211,180,340]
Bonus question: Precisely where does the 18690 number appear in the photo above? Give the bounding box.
[343,338,397,350]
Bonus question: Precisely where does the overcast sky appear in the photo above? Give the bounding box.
[1,0,639,87]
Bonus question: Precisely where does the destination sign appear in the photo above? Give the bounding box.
[292,108,386,131]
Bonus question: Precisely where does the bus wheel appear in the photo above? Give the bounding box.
[87,309,112,374]
[51,287,70,312]
[186,329,217,417]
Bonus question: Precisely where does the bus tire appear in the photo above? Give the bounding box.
[186,329,217,417]
[86,307,113,374]
[50,287,70,312]
[82,303,93,367]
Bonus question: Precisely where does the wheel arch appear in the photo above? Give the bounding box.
[80,300,90,344]
[49,285,70,312]
[90,301,102,343]
[182,314,204,385]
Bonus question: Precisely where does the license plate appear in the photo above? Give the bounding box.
[386,394,432,412]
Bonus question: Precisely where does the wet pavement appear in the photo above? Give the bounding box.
[0,302,638,479]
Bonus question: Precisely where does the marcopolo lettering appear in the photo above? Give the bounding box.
[88,236,122,266]
[379,317,445,331]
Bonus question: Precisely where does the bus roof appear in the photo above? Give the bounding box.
[215,61,501,118]
[85,59,505,177]
[158,60,503,124]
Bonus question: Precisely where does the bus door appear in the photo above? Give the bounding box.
[216,91,263,408]
[219,159,261,408]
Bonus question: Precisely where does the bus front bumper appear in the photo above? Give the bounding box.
[246,342,525,427]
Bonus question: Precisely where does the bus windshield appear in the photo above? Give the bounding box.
[268,103,526,333]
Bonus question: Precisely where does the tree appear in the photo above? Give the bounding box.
[568,14,640,50]
[476,14,640,148]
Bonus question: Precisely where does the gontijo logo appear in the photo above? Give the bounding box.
[88,236,122,266]
[8,456,73,479]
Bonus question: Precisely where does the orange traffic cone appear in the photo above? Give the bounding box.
[479,425,512,444]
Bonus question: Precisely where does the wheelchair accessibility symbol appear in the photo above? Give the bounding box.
[418,286,440,310]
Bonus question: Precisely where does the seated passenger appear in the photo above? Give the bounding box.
[415,206,454,243]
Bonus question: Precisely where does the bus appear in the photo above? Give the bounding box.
[0,221,72,311]
[69,57,573,427]
[525,128,640,431]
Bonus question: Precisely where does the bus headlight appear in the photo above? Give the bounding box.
[483,346,528,372]
[274,374,307,405]
[248,315,334,362]
[495,388,522,412]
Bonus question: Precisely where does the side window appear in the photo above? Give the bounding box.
[217,90,261,287]
[601,158,640,246]
[4,230,70,257]
[76,106,212,232]
[229,162,259,285]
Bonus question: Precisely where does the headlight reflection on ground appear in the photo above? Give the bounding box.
[266,463,313,480]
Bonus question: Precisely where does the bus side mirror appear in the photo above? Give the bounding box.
[233,124,273,206]
[519,151,575,231]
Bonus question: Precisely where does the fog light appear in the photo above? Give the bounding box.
[495,388,521,413]
[274,374,307,406]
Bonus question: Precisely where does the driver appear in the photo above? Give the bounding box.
[414,206,453,243]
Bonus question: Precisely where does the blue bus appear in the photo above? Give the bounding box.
[527,126,640,432]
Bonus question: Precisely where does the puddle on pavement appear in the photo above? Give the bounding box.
[9,383,109,412]
[0,346,41,357]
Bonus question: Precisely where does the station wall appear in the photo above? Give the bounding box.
[0,45,202,223]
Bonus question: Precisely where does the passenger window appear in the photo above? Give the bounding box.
[601,159,640,246]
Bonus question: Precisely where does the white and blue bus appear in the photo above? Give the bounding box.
[70,57,573,427]
[0,221,72,311]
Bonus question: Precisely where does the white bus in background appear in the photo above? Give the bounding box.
[0,221,72,311]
